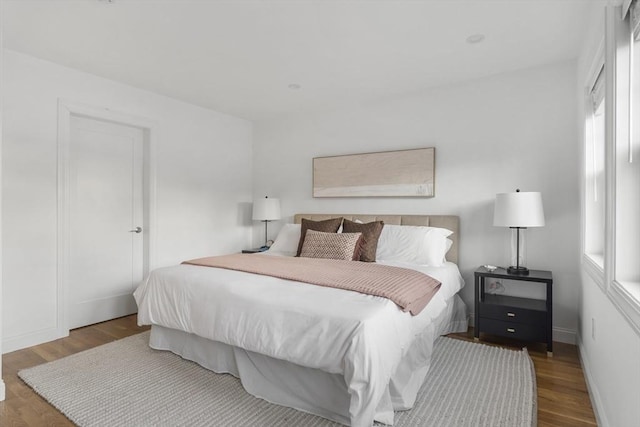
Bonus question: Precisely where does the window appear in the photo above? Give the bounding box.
[584,66,606,270]
[614,0,640,304]
[592,1,640,332]
[584,3,640,332]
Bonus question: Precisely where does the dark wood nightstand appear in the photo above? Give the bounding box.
[474,266,553,356]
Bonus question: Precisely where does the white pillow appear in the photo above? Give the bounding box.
[423,229,453,266]
[376,225,453,266]
[267,224,301,255]
[444,238,453,259]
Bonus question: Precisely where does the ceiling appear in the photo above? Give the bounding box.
[2,0,600,121]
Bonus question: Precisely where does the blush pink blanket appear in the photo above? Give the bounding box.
[183,254,441,315]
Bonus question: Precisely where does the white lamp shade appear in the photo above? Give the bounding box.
[494,191,545,227]
[252,197,281,221]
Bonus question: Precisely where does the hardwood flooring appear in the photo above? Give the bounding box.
[0,315,596,426]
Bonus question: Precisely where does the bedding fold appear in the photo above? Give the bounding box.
[183,254,441,315]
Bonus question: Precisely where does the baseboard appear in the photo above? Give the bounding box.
[552,327,576,344]
[576,331,609,427]
[468,312,576,344]
[3,326,68,354]
[4,296,137,353]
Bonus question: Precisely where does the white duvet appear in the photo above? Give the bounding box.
[134,254,464,427]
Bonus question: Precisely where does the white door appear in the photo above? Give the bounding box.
[68,115,144,329]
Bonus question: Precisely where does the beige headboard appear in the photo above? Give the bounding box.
[293,214,459,264]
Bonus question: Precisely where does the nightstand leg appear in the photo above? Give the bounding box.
[474,275,481,340]
[546,280,553,357]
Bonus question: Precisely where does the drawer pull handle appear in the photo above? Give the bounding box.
[506,328,516,333]
[507,312,516,317]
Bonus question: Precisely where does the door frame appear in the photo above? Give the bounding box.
[57,100,157,338]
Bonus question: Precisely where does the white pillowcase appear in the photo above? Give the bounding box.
[445,238,453,257]
[376,224,453,266]
[267,224,301,255]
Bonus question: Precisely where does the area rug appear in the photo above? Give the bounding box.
[19,332,536,427]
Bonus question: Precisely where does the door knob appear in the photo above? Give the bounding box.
[129,226,142,233]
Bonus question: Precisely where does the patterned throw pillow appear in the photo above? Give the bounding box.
[342,219,384,262]
[296,217,343,256]
[299,230,363,261]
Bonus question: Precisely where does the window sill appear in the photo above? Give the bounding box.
[582,253,605,290]
[609,280,640,337]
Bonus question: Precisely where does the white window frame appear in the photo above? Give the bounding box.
[583,41,606,288]
[600,4,640,335]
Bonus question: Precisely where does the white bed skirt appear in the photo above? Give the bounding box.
[148,294,468,426]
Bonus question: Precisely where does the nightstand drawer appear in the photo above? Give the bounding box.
[479,302,546,325]
[479,318,547,342]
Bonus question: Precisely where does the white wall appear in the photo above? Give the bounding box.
[0,7,6,400]
[254,61,580,343]
[2,49,254,353]
[576,5,640,427]
[579,275,640,426]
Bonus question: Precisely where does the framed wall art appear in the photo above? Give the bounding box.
[313,147,435,198]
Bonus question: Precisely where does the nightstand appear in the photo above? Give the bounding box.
[474,266,553,356]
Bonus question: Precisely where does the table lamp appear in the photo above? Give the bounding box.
[493,189,545,275]
[252,196,281,248]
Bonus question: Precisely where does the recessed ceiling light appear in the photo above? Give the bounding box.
[288,84,301,90]
[466,34,485,44]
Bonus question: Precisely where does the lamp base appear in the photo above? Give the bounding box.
[507,266,530,275]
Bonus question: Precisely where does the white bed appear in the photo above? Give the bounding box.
[134,214,468,427]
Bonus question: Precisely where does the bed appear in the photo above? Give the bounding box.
[134,214,468,427]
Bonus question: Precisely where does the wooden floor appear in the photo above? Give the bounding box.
[0,315,596,427]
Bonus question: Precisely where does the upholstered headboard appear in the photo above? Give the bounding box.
[293,214,460,264]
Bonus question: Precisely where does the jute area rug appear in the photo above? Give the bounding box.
[19,332,536,427]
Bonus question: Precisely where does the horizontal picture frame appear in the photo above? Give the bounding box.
[313,147,435,198]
